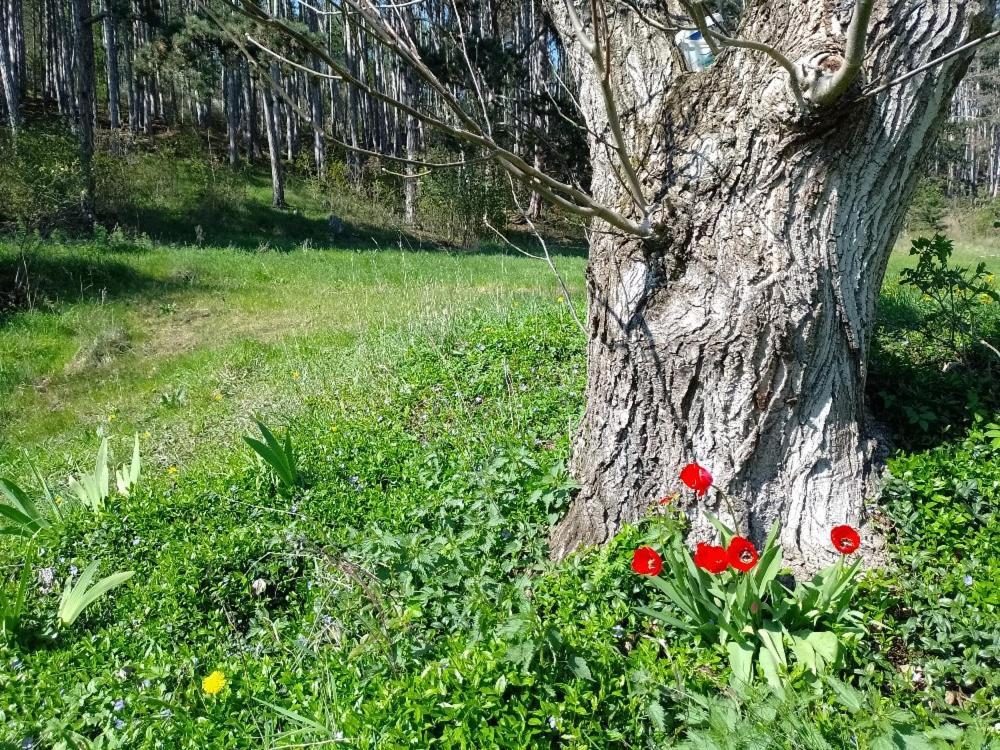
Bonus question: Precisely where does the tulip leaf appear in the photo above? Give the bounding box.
[726,639,755,687]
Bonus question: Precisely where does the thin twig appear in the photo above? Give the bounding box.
[854,28,1000,102]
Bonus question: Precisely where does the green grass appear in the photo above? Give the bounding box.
[0,236,586,480]
[890,233,998,275]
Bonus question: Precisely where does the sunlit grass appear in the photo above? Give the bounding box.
[0,239,586,480]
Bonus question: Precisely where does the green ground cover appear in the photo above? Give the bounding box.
[0,165,998,748]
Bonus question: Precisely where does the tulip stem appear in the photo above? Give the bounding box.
[716,488,741,538]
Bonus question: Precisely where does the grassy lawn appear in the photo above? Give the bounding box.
[0,238,586,480]
[890,234,998,275]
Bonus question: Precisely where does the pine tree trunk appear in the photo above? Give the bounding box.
[72,0,96,222]
[101,0,120,130]
[306,5,325,176]
[401,7,419,227]
[262,64,285,208]
[224,61,239,167]
[547,0,996,572]
[0,0,22,130]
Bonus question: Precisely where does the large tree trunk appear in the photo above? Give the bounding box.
[548,0,996,572]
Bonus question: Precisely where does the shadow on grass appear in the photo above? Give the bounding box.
[0,250,211,323]
[108,196,588,258]
[869,289,1000,451]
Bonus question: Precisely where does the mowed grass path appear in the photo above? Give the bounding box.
[0,239,586,480]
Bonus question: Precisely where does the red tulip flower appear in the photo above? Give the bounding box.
[693,543,728,574]
[680,463,713,496]
[831,525,861,554]
[726,536,759,573]
[631,546,663,576]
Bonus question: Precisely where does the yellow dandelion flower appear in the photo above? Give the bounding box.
[143,431,152,439]
[202,670,226,695]
[55,495,63,505]
[292,371,301,380]
[167,466,178,475]
[108,414,117,422]
[213,392,223,401]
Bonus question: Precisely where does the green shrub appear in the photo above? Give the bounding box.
[418,146,511,243]
[855,422,1000,719]
[899,234,999,363]
[969,197,1000,236]
[870,240,999,448]
[0,126,84,232]
[906,179,949,233]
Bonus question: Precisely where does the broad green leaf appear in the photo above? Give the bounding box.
[726,640,755,687]
[569,655,592,681]
[647,576,699,621]
[757,623,786,668]
[789,633,817,673]
[636,606,692,632]
[806,631,839,669]
[704,511,735,543]
[59,562,134,627]
[823,675,864,712]
[752,543,783,598]
[757,646,784,694]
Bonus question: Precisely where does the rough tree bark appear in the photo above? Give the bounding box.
[547,0,997,572]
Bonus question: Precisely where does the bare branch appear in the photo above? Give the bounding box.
[499,172,588,336]
[678,0,807,112]
[247,35,341,80]
[614,0,686,36]
[805,0,876,105]
[562,0,650,226]
[222,0,651,237]
[214,9,490,172]
[854,28,1000,102]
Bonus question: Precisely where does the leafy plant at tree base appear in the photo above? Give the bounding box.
[635,464,864,692]
[245,419,299,494]
[57,561,134,628]
[899,234,999,364]
[678,676,991,750]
